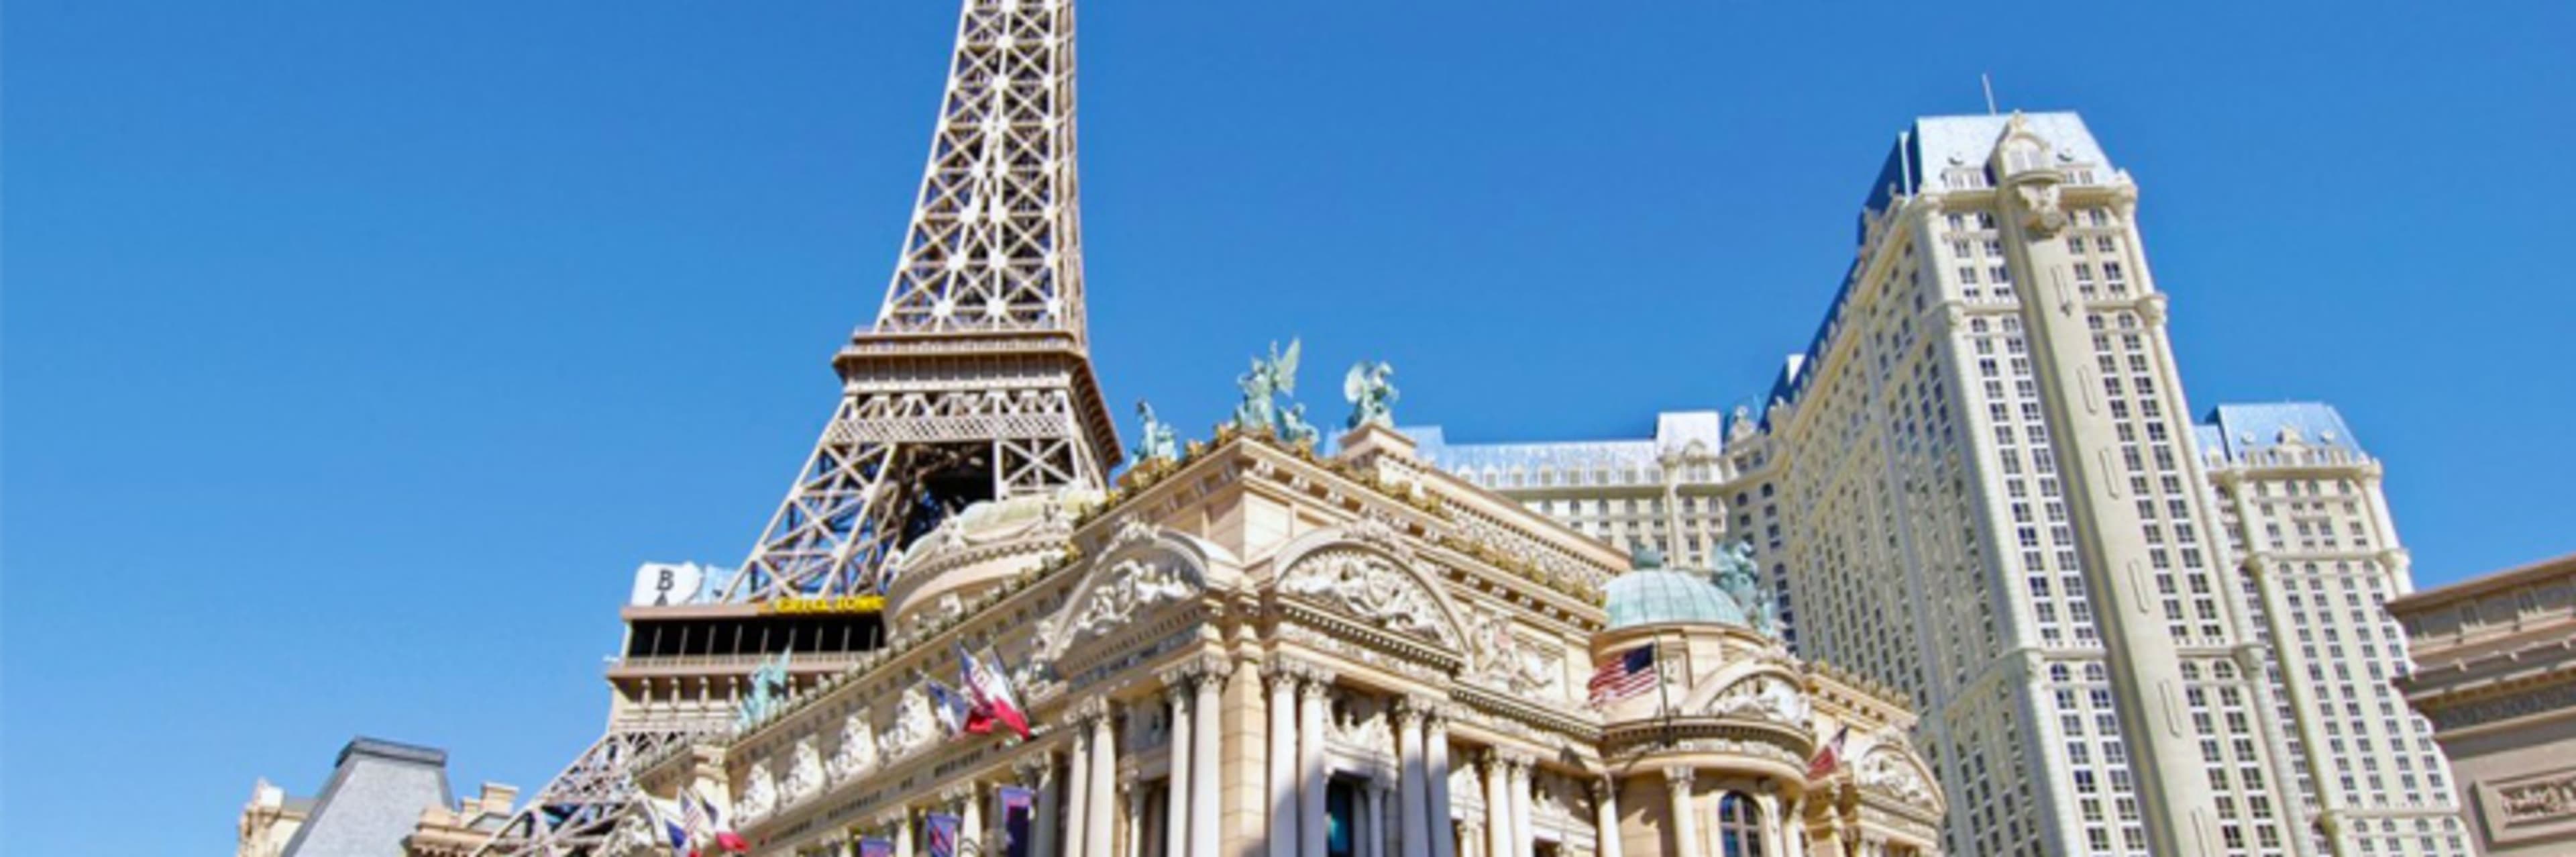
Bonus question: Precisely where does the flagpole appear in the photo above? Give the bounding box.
[1655,627,1677,748]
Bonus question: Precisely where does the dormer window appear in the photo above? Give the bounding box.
[2006,141,2047,174]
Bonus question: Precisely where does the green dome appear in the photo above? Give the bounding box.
[1605,569,1748,629]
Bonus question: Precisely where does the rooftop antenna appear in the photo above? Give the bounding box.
[1981,72,1999,115]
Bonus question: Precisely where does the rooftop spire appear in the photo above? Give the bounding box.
[871,0,1087,344]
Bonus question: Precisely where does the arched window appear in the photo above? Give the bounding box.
[1718,791,1765,856]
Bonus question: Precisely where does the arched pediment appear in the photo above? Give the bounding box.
[1852,740,1943,811]
[1268,522,1466,651]
[1682,664,1813,730]
[1032,520,1238,668]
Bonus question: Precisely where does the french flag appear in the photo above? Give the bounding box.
[686,787,752,854]
[957,643,1030,739]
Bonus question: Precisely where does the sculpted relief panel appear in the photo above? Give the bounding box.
[1036,552,1204,664]
[1856,746,1939,811]
[1705,674,1812,729]
[1462,601,1564,703]
[826,708,876,784]
[1279,548,1457,648]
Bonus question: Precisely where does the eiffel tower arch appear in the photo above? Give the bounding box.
[480,1,1114,852]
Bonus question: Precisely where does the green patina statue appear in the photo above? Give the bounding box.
[1342,360,1399,430]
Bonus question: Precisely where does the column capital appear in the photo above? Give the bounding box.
[938,783,977,805]
[1065,695,1112,725]
[1162,672,1198,701]
[1396,693,1458,725]
[1299,670,1338,699]
[1591,776,1617,802]
[1663,766,1696,793]
[1013,753,1054,783]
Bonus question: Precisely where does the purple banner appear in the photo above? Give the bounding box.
[856,837,893,857]
[998,786,1035,857]
[925,813,961,857]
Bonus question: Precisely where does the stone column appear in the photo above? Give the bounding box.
[1031,755,1062,857]
[953,783,983,857]
[1754,791,1781,857]
[892,809,914,857]
[1506,758,1533,857]
[1360,780,1384,857]
[1067,732,1092,857]
[1424,709,1454,857]
[1191,666,1222,857]
[1593,779,1622,857]
[1086,705,1116,857]
[1165,678,1194,857]
[1122,772,1144,857]
[1784,793,1807,857]
[1298,671,1334,857]
[1265,666,1301,857]
[1395,704,1431,857]
[1482,753,1511,857]
[1664,768,1699,857]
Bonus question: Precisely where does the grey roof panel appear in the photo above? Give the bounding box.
[280,737,455,857]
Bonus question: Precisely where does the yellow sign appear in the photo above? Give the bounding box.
[760,595,885,615]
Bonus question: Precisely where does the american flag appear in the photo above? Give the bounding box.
[1808,725,1850,778]
[1587,644,1658,706]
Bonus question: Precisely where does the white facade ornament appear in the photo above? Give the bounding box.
[783,736,824,805]
[735,758,777,826]
[1059,556,1202,651]
[1347,516,1405,553]
[2015,179,2068,236]
[1327,694,1394,754]
[1279,550,1456,646]
[827,708,877,783]
[1856,749,1937,809]
[1462,601,1562,701]
[1106,515,1159,554]
[880,684,938,762]
[1707,674,1812,727]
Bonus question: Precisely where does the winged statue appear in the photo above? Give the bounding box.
[1342,360,1398,430]
[1230,338,1301,434]
[1133,400,1180,462]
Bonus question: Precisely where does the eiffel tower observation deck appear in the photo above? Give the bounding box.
[480,1,1116,852]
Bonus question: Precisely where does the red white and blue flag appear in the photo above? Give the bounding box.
[1586,644,1658,707]
[927,679,977,736]
[644,797,690,850]
[685,787,751,854]
[1808,725,1851,778]
[958,643,1031,738]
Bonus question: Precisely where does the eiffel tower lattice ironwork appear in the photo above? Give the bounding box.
[478,1,1114,854]
[730,0,1117,603]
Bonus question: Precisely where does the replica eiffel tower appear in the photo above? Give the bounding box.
[481,0,1115,852]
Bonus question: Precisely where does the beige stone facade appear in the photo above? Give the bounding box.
[623,425,1943,857]
[2198,405,2467,854]
[2387,552,2576,856]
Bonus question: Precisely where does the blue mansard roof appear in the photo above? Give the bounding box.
[1771,112,2116,421]
[1406,411,1730,481]
[2195,402,2366,460]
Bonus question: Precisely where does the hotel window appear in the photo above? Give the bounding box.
[1719,792,1767,857]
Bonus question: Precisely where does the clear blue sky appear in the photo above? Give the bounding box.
[7,2,2571,852]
